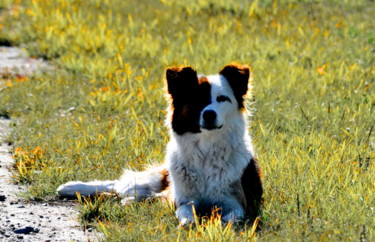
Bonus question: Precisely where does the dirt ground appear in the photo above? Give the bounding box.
[0,47,101,241]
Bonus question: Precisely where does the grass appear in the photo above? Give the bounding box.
[0,0,374,240]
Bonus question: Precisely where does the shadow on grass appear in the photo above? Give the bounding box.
[0,38,13,47]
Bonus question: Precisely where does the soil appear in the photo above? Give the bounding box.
[0,47,101,241]
[0,47,50,76]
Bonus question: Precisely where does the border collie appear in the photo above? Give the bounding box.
[57,63,263,226]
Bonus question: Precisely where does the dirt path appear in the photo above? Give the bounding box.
[0,47,50,76]
[0,47,101,241]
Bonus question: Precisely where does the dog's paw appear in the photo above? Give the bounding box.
[178,217,195,229]
[176,203,196,228]
[121,196,136,206]
[221,213,242,226]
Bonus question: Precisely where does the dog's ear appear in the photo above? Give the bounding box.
[219,63,250,96]
[219,64,250,108]
[166,66,198,99]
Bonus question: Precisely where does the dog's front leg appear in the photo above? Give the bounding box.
[222,209,245,225]
[176,201,196,227]
[221,201,245,225]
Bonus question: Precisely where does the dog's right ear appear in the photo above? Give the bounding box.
[166,66,198,99]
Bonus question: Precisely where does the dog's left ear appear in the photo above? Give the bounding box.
[219,64,250,107]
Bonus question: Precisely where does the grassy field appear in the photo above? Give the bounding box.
[0,0,374,240]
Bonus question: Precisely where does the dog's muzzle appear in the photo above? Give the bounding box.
[201,110,222,130]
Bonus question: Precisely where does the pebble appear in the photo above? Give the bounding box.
[13,226,38,234]
[0,194,6,201]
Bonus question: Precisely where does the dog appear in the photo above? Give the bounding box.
[57,63,263,227]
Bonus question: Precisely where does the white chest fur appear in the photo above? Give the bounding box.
[166,116,253,203]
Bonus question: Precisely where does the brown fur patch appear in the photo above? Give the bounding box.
[145,164,171,202]
[198,75,209,85]
[160,168,170,191]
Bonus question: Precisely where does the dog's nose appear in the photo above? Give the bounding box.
[202,110,216,124]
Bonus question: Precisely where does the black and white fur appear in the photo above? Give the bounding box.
[57,64,263,227]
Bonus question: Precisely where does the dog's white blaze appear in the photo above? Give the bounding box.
[200,74,238,129]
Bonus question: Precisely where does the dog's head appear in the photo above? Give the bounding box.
[166,63,250,135]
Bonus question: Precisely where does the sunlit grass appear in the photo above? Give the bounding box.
[0,0,374,240]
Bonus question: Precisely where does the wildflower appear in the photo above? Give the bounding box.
[316,64,327,75]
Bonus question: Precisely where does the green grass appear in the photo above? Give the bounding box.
[0,0,374,240]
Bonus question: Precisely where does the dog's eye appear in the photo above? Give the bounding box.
[216,95,231,103]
